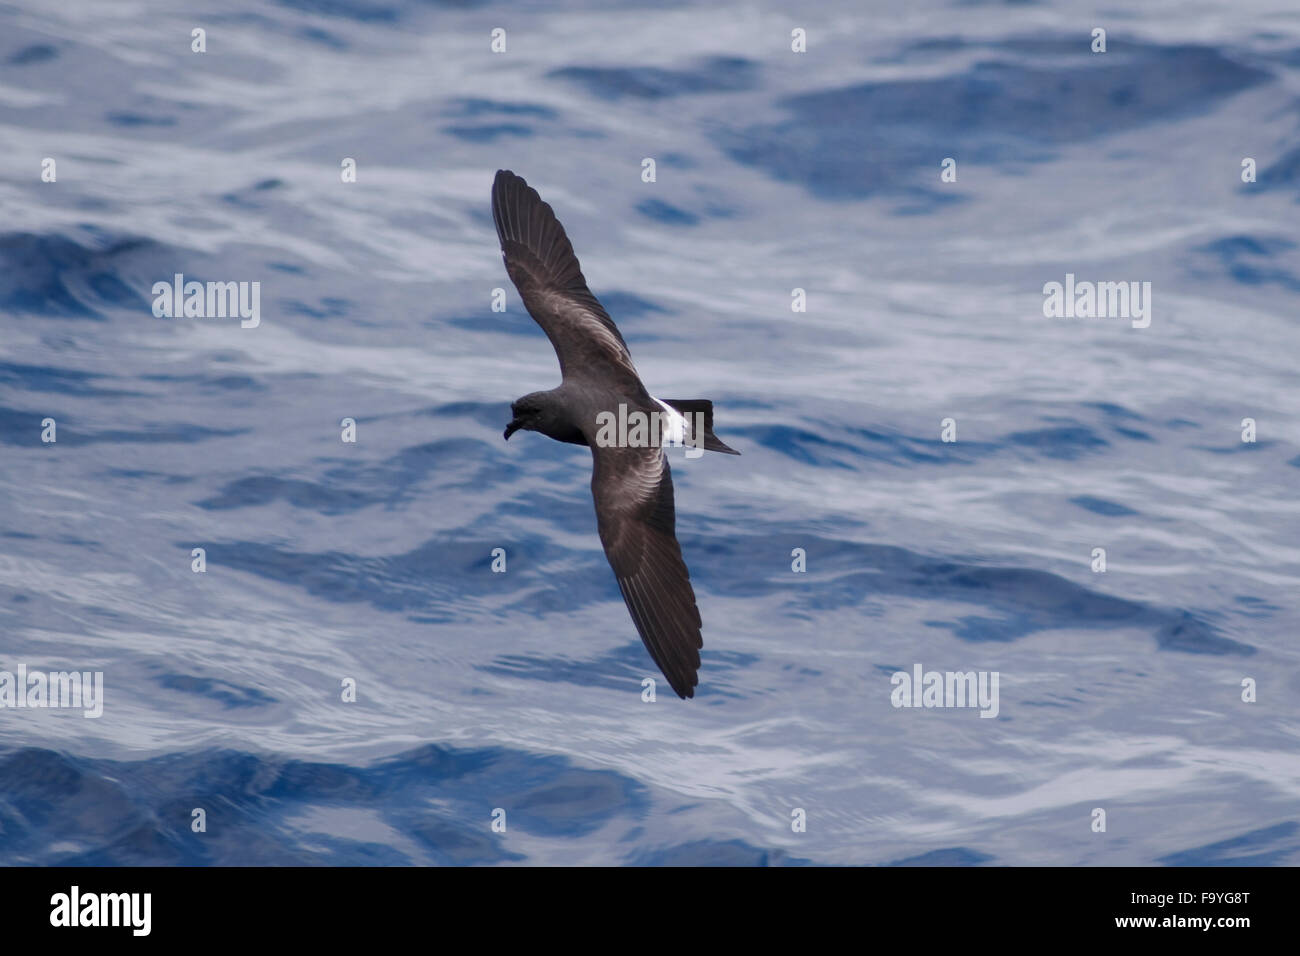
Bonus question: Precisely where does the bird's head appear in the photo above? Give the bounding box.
[504,393,545,441]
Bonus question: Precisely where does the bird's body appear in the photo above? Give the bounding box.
[491,169,739,698]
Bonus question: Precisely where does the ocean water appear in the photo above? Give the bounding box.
[1,0,1298,866]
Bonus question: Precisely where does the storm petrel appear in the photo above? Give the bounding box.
[492,169,739,699]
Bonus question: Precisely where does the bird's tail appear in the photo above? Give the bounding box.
[662,399,741,455]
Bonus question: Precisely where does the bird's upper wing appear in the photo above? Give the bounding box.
[492,169,644,391]
[590,442,703,698]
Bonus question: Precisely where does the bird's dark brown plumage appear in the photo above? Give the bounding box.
[491,168,719,698]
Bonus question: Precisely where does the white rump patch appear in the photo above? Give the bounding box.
[653,397,691,447]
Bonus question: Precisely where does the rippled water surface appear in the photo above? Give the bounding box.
[1,0,1299,865]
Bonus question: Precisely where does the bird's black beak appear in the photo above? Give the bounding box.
[503,419,522,441]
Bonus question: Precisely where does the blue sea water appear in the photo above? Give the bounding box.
[1,0,1298,866]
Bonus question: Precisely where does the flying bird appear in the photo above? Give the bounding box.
[492,169,739,698]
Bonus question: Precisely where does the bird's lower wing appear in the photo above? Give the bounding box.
[590,444,703,698]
